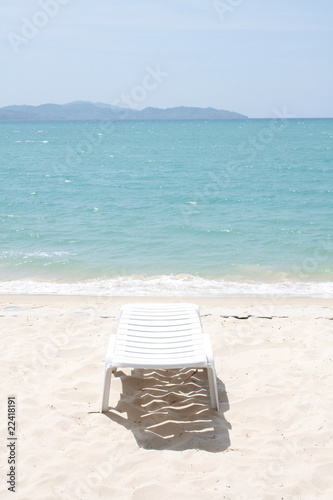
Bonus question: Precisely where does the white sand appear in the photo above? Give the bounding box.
[1,295,333,499]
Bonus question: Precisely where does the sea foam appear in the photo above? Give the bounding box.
[0,275,332,297]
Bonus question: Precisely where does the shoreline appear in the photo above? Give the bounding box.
[0,276,332,300]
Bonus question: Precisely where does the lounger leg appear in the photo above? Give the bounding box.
[207,366,219,411]
[101,365,113,413]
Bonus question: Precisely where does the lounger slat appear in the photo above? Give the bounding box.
[123,320,197,328]
[121,310,198,317]
[124,325,195,332]
[114,352,206,362]
[123,310,195,317]
[118,325,201,336]
[114,346,206,356]
[116,338,204,348]
[114,360,207,369]
[116,335,200,343]
[122,316,198,324]
[121,315,199,322]
[116,334,203,341]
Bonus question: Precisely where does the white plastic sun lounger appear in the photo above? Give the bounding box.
[101,303,219,412]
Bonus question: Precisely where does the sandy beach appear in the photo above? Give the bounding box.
[1,294,333,499]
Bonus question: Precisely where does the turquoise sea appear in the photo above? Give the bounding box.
[1,118,332,296]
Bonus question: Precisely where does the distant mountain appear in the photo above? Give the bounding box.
[0,101,247,121]
[129,106,247,120]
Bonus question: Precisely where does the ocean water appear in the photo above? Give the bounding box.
[1,118,332,296]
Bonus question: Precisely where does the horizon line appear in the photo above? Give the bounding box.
[0,101,332,120]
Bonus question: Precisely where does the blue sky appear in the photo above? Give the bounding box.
[1,0,332,117]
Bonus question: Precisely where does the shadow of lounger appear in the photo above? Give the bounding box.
[104,367,231,452]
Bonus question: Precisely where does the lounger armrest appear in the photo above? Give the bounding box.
[203,334,216,367]
[105,334,117,367]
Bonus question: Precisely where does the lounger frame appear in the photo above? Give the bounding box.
[101,303,219,412]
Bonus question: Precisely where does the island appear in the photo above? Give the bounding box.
[0,101,248,121]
